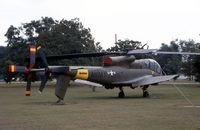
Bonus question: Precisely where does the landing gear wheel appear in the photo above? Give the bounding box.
[142,85,149,98]
[118,91,125,98]
[143,91,149,97]
[118,87,125,98]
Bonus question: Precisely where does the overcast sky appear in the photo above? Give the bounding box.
[0,0,200,49]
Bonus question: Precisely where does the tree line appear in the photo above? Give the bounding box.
[156,40,200,81]
[0,17,200,81]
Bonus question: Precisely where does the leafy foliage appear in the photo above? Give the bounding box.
[155,41,182,75]
[2,17,104,82]
[107,39,146,52]
[4,17,100,66]
[3,17,200,82]
[155,39,200,81]
[179,40,200,80]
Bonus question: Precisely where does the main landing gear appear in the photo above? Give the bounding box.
[142,85,149,97]
[117,85,150,98]
[118,87,125,98]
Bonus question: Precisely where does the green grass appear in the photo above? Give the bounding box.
[0,82,200,130]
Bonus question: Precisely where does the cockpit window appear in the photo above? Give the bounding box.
[131,59,162,74]
[143,59,162,74]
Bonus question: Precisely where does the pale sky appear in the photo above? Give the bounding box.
[0,0,200,49]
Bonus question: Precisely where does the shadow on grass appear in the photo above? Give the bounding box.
[22,93,168,106]
[77,93,167,100]
[23,101,78,106]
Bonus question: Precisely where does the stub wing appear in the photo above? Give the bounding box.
[74,79,103,87]
[113,75,178,86]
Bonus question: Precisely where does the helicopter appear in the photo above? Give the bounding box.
[8,45,200,104]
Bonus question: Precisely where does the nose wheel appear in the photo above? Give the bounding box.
[118,87,125,98]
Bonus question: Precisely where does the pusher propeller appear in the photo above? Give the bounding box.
[8,45,71,99]
[8,45,42,96]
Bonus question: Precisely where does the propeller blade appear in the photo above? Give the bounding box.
[35,47,50,93]
[25,45,37,96]
[37,46,49,67]
[25,74,32,96]
[8,65,29,73]
[29,45,37,68]
[8,64,32,96]
[38,71,49,93]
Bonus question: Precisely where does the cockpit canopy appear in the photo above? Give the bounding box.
[104,56,162,74]
[130,59,162,74]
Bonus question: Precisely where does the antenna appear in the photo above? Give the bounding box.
[115,34,117,43]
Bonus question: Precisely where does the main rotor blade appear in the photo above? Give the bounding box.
[154,51,200,55]
[127,49,157,55]
[127,49,200,56]
[25,49,200,62]
[37,52,124,60]
[38,72,49,93]
[37,47,49,67]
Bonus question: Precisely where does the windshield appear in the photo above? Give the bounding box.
[143,59,162,74]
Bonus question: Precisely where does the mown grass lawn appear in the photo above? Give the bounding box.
[0,82,200,130]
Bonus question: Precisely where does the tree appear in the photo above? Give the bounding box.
[155,40,182,75]
[107,39,145,52]
[179,40,200,80]
[3,17,104,82]
[156,39,200,81]
[1,58,14,83]
[4,17,100,66]
[0,46,8,80]
[193,56,200,81]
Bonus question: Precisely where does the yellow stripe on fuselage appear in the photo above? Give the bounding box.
[75,69,89,80]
